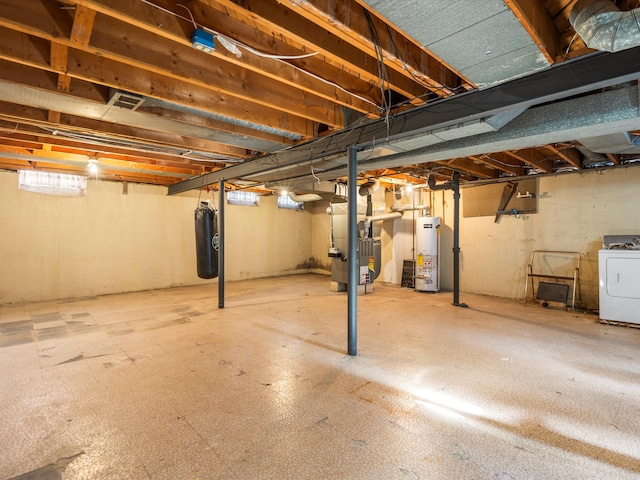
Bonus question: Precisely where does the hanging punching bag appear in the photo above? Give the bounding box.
[195,201,219,279]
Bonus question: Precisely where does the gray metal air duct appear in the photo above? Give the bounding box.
[570,0,640,52]
[288,192,323,202]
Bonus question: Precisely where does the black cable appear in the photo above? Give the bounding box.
[363,8,391,122]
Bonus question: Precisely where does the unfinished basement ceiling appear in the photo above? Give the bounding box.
[359,0,552,87]
[0,0,639,191]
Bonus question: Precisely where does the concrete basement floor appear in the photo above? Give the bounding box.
[1,274,639,480]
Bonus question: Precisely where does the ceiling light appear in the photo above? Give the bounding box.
[88,158,99,174]
[406,184,413,193]
[191,28,215,54]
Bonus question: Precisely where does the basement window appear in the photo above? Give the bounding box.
[18,170,87,197]
[226,190,259,206]
[277,194,304,211]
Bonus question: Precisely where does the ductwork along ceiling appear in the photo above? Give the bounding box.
[0,0,639,194]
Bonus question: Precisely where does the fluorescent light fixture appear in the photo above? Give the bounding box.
[227,190,259,206]
[191,29,215,54]
[18,170,87,197]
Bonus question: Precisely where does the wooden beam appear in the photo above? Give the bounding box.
[468,154,524,176]
[69,4,96,46]
[47,110,61,123]
[0,103,249,160]
[0,144,31,155]
[49,41,68,72]
[27,148,208,176]
[503,0,560,63]
[47,1,94,95]
[89,16,346,125]
[63,0,379,116]
[186,1,383,110]
[0,58,109,103]
[0,148,215,184]
[505,149,553,173]
[0,157,189,186]
[606,153,621,165]
[0,26,318,138]
[275,0,465,99]
[444,158,499,179]
[0,23,334,133]
[199,0,430,102]
[49,41,71,91]
[546,144,582,169]
[0,59,289,147]
[0,131,220,171]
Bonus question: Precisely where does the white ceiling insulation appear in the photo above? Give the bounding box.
[360,0,551,88]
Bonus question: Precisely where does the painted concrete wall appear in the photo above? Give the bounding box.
[427,166,640,309]
[226,193,312,280]
[0,171,312,303]
[311,166,640,310]
[308,201,332,274]
[7,162,634,307]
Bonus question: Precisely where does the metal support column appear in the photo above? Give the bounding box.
[218,180,225,309]
[450,172,466,307]
[428,172,467,308]
[347,147,358,356]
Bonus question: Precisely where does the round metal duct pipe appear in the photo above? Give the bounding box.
[358,179,380,196]
[390,204,427,213]
[570,0,640,52]
[365,212,402,222]
[288,192,323,202]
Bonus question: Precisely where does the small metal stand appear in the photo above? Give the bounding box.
[525,250,581,310]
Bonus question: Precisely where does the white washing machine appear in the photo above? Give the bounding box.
[599,248,640,325]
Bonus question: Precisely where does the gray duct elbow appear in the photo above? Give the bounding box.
[288,193,323,203]
[570,0,640,53]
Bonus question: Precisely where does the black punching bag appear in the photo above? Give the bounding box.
[195,202,219,279]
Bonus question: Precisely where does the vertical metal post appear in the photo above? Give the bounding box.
[218,180,225,309]
[451,172,467,307]
[347,147,358,356]
[428,172,467,308]
[452,172,460,305]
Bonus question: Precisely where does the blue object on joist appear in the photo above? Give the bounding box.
[192,29,215,54]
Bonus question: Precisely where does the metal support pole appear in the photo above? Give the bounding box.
[451,172,466,307]
[347,147,358,356]
[428,172,467,308]
[218,180,225,309]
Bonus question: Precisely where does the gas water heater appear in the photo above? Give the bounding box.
[415,216,440,292]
